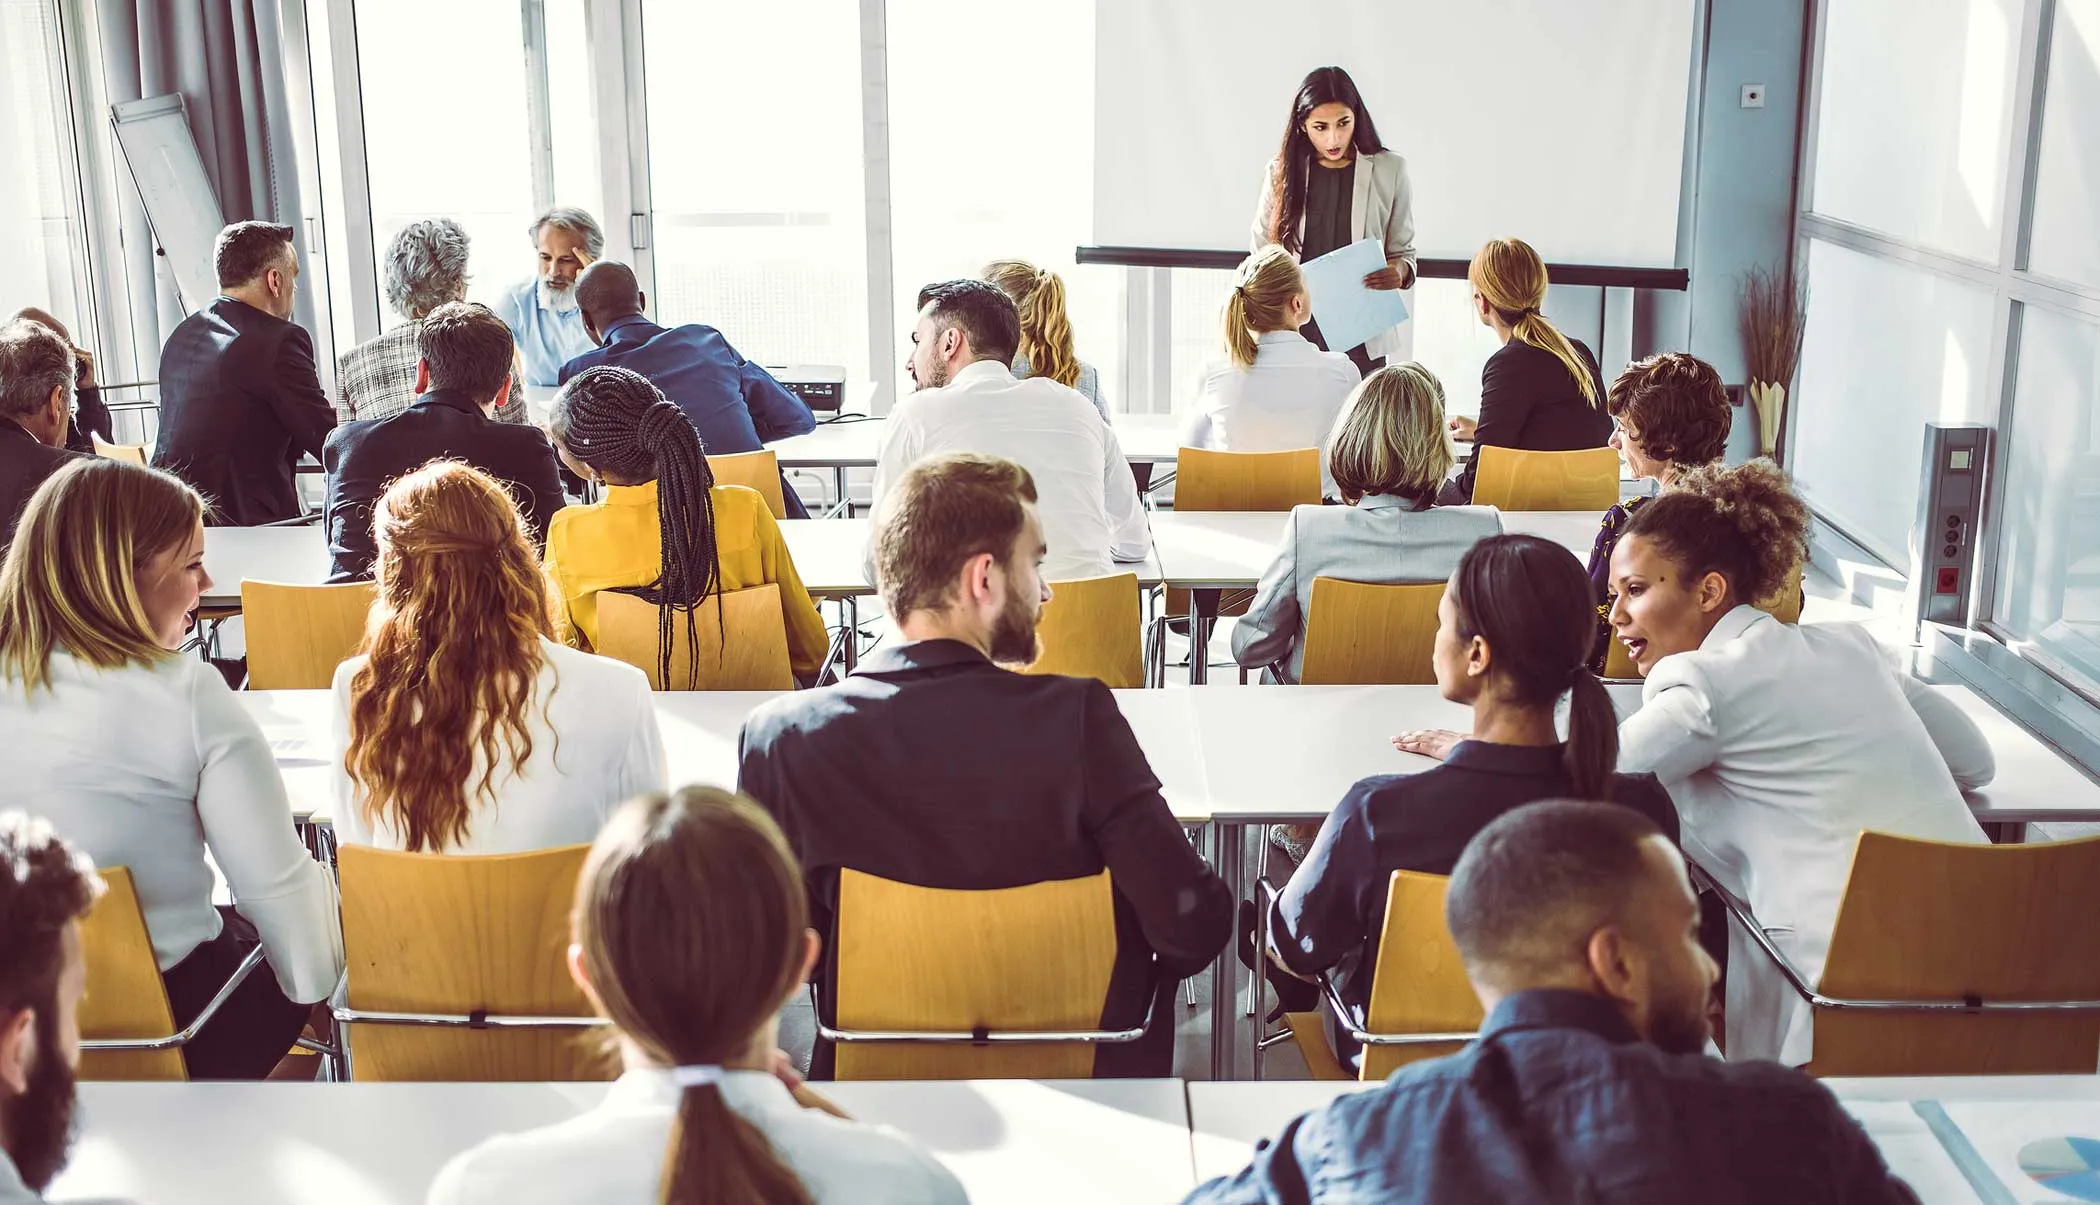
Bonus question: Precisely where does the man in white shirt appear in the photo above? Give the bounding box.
[0,815,102,1203]
[873,279,1149,583]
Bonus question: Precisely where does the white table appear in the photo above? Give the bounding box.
[51,1078,1196,1205]
[200,524,333,610]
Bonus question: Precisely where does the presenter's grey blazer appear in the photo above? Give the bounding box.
[1250,149,1416,362]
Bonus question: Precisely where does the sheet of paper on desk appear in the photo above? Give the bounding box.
[1839,1101,1987,1204]
[1939,1100,2100,1203]
[267,733,328,766]
[1301,237,1409,355]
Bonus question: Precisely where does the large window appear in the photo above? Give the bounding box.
[1994,304,2100,678]
[0,0,88,329]
[2028,0,2100,290]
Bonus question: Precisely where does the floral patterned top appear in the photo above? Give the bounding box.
[1585,495,1649,674]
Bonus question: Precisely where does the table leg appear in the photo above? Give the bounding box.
[1210,820,1244,1080]
[1189,589,1220,686]
[834,466,849,517]
[1985,820,2027,844]
[841,596,860,674]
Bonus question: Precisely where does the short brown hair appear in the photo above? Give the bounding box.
[0,321,72,423]
[1607,353,1730,468]
[418,302,515,402]
[875,453,1038,618]
[214,221,295,289]
[1328,362,1452,502]
[0,812,102,1022]
[1622,458,1808,606]
[1446,799,1663,983]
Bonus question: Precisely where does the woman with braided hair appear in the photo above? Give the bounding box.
[544,366,826,684]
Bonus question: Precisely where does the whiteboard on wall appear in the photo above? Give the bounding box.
[111,94,225,312]
[1093,0,1698,268]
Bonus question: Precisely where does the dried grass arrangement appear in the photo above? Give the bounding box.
[1739,263,1807,461]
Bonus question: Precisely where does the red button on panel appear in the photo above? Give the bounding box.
[1936,567,1961,595]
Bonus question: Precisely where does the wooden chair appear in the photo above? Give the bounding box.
[242,581,375,690]
[822,869,1153,1080]
[335,844,612,1081]
[91,436,148,465]
[1705,832,2100,1077]
[1260,872,1482,1081]
[1298,578,1444,685]
[1024,573,1143,688]
[1172,446,1322,512]
[78,868,265,1081]
[709,451,788,519]
[1471,446,1621,511]
[596,583,793,690]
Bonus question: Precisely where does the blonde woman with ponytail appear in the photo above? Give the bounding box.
[983,259,1106,418]
[1184,245,1360,500]
[428,787,965,1205]
[1443,237,1614,504]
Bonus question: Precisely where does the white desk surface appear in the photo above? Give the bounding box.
[1191,685,1462,822]
[1187,1081,1366,1183]
[200,524,331,609]
[52,1077,1196,1205]
[764,412,1186,470]
[1147,510,1602,590]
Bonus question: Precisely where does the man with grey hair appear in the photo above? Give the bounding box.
[0,320,84,551]
[493,207,601,386]
[336,219,526,425]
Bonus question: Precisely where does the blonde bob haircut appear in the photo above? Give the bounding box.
[0,458,204,695]
[1326,362,1454,504]
[1223,245,1306,370]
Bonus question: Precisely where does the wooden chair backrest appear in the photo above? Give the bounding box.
[1806,832,2100,1077]
[1471,446,1621,511]
[1361,870,1483,1079]
[709,453,788,519]
[1300,578,1444,685]
[1173,447,1321,512]
[833,869,1118,1080]
[596,583,793,691]
[241,580,374,691]
[91,436,148,466]
[338,843,612,1081]
[1024,573,1143,688]
[77,867,186,1080]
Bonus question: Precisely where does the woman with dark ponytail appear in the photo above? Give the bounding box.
[428,786,965,1205]
[1264,534,1676,1066]
[544,366,827,685]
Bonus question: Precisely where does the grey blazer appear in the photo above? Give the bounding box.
[1230,495,1503,683]
[1011,352,1106,419]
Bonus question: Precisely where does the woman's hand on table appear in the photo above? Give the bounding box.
[1392,729,1465,761]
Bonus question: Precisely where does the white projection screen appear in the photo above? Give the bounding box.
[1094,0,1699,268]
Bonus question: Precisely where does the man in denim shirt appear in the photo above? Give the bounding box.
[1189,801,1919,1205]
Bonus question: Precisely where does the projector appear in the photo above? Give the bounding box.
[770,364,849,413]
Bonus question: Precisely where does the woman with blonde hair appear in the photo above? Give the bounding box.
[330,459,665,854]
[1184,245,1361,500]
[427,787,965,1204]
[1442,237,1612,503]
[0,458,342,1079]
[983,258,1106,418]
[1233,362,1502,685]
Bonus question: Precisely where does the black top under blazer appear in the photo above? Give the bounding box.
[0,418,83,554]
[153,297,338,526]
[1447,336,1613,503]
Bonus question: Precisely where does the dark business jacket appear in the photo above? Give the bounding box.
[1446,336,1613,503]
[153,297,337,526]
[0,418,83,553]
[737,639,1234,1077]
[1185,989,1921,1205]
[63,370,112,454]
[321,387,566,583]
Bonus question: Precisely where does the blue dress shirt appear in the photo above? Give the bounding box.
[557,315,815,455]
[1185,989,1921,1205]
[494,279,595,387]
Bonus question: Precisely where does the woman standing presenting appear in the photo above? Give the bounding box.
[1251,65,1416,376]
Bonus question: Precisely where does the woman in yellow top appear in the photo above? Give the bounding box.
[543,366,827,683]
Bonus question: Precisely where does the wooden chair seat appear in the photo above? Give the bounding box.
[91,436,148,466]
[242,580,376,690]
[596,583,793,690]
[709,452,788,519]
[1024,573,1144,688]
[1472,445,1620,511]
[1299,578,1444,685]
[78,868,190,1080]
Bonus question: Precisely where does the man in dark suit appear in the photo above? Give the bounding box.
[738,453,1232,1078]
[0,319,85,551]
[322,302,565,582]
[9,308,110,454]
[153,221,337,525]
[563,261,815,516]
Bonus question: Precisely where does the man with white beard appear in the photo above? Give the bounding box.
[494,208,601,386]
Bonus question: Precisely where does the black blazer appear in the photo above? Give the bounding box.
[737,639,1234,1077]
[0,419,84,553]
[1447,336,1613,503]
[153,297,337,526]
[321,387,566,582]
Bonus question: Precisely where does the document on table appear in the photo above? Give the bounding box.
[1300,237,1409,354]
[1935,1099,2100,1203]
[266,731,328,767]
[1840,1101,1989,1205]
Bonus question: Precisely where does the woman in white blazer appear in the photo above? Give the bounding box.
[331,460,664,855]
[1605,461,1993,1067]
[1251,65,1416,373]
[0,459,342,1080]
[428,787,965,1205]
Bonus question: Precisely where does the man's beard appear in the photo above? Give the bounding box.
[3,1012,77,1193]
[538,277,580,313]
[916,357,950,391]
[988,583,1042,666]
[1645,994,1713,1057]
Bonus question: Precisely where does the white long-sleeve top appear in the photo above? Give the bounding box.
[329,639,666,854]
[0,651,343,1002]
[1181,330,1361,501]
[872,360,1150,583]
[1616,606,1994,1066]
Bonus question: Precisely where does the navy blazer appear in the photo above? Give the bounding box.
[558,315,815,454]
[0,418,83,553]
[320,387,566,582]
[153,297,337,526]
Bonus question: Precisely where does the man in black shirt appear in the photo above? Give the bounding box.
[0,320,85,553]
[738,452,1232,1077]
[1191,801,1919,1205]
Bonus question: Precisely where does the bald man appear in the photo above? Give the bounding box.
[8,308,108,454]
[559,261,814,516]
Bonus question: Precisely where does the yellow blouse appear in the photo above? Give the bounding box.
[543,481,828,677]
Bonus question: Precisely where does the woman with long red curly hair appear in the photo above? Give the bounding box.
[327,460,666,853]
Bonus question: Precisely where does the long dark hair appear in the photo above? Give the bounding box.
[1267,66,1387,255]
[576,787,814,1205]
[550,366,723,688]
[1449,534,1618,799]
